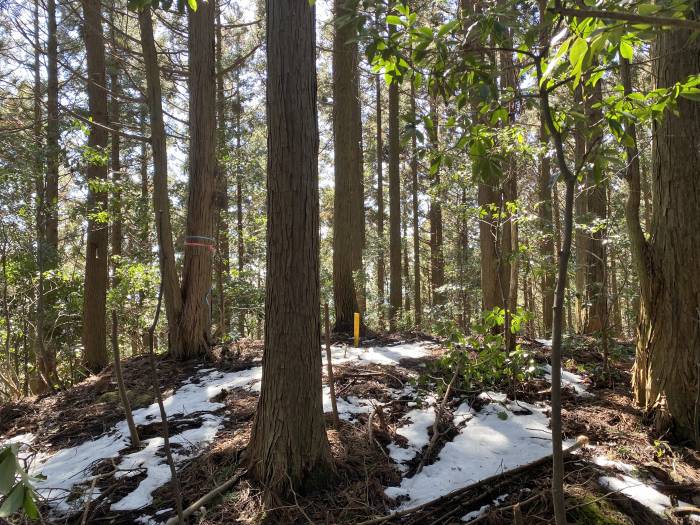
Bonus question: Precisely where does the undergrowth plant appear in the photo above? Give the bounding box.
[433,307,537,392]
[0,444,42,519]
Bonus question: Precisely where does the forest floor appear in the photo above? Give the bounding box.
[1,334,699,524]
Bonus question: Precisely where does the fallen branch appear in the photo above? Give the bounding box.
[164,469,247,525]
[357,435,589,525]
[415,365,460,474]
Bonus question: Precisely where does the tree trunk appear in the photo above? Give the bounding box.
[45,0,59,260]
[81,0,110,373]
[375,73,386,328]
[33,0,52,392]
[179,2,217,358]
[215,10,231,341]
[583,82,607,334]
[388,51,402,331]
[573,86,587,333]
[332,0,362,332]
[625,28,700,442]
[538,120,555,336]
[247,0,331,493]
[410,82,422,327]
[235,75,245,338]
[428,96,445,307]
[138,7,184,355]
[478,182,501,312]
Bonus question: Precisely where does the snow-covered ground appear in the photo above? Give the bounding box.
[542,363,593,397]
[385,396,570,508]
[12,342,434,519]
[594,455,700,521]
[25,366,261,513]
[387,399,436,466]
[321,341,434,368]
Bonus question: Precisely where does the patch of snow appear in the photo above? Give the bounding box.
[462,504,489,522]
[29,366,262,513]
[595,457,699,520]
[322,342,433,368]
[461,494,509,522]
[542,364,592,397]
[322,386,376,421]
[593,455,637,475]
[388,402,436,464]
[386,399,570,509]
[599,475,672,515]
[535,339,552,347]
[111,415,222,511]
[478,391,508,403]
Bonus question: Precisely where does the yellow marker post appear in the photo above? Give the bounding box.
[354,312,360,348]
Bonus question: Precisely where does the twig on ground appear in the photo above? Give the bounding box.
[164,469,247,525]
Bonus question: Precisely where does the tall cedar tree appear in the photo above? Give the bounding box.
[630,24,700,443]
[81,0,110,372]
[179,1,217,358]
[247,0,332,493]
[388,26,402,330]
[138,6,185,355]
[332,0,363,332]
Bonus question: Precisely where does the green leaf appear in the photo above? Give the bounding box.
[568,37,588,69]
[620,40,633,60]
[437,19,459,38]
[386,15,403,26]
[187,0,197,11]
[23,488,39,520]
[0,484,24,517]
[497,411,508,420]
[0,454,16,496]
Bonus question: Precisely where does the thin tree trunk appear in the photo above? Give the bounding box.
[538,120,555,337]
[388,46,402,331]
[138,7,184,355]
[428,96,445,307]
[81,0,110,372]
[583,82,607,334]
[235,85,245,338]
[375,73,385,329]
[215,9,230,341]
[410,82,421,327]
[179,1,217,358]
[247,0,331,493]
[332,0,362,332]
[33,0,52,392]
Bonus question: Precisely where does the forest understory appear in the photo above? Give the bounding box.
[1,334,698,525]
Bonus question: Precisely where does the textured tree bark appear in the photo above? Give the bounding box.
[428,96,445,307]
[478,182,501,312]
[410,82,422,327]
[388,51,402,331]
[538,120,555,337]
[81,0,110,372]
[214,10,231,341]
[332,0,362,332]
[583,82,607,334]
[138,7,184,356]
[179,1,217,358]
[625,27,700,442]
[375,73,386,328]
[247,0,332,494]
